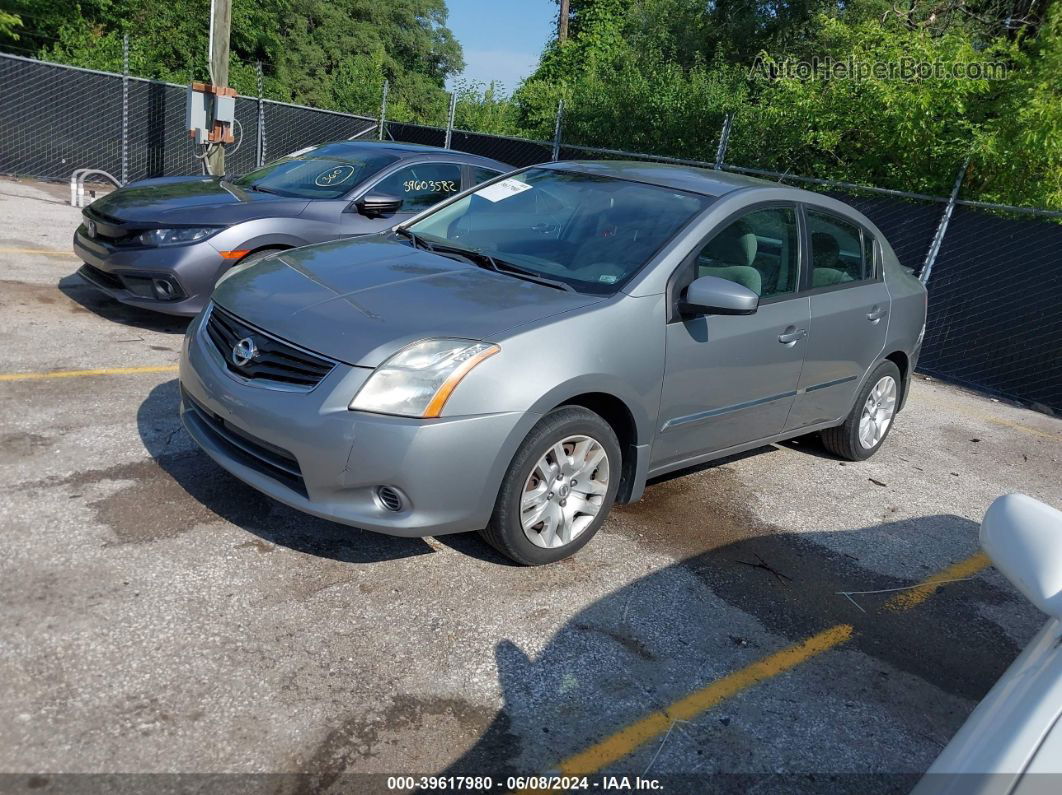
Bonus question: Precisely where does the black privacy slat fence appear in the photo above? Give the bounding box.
[1,51,1059,412]
[917,207,1062,410]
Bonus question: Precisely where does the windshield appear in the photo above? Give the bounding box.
[232,146,397,199]
[408,168,711,293]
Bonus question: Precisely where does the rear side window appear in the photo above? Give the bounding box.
[471,166,503,185]
[373,162,463,212]
[807,210,871,287]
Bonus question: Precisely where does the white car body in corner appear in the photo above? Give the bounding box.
[916,494,1062,795]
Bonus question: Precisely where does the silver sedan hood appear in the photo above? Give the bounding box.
[211,235,604,367]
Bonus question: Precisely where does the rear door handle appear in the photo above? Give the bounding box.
[778,327,807,345]
[867,306,888,323]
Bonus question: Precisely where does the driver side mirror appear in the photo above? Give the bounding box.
[680,275,759,317]
[354,192,404,218]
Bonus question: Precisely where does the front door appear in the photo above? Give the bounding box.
[653,205,809,469]
[785,208,890,429]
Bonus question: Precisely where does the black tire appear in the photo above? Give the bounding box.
[821,360,902,461]
[479,406,621,565]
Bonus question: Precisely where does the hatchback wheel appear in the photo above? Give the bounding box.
[821,360,901,461]
[480,406,621,565]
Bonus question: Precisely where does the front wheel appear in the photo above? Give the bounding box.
[821,360,901,461]
[479,406,621,565]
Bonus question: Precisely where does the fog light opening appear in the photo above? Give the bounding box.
[153,278,178,300]
[375,486,404,513]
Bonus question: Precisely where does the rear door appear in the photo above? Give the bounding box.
[784,207,890,430]
[652,204,810,468]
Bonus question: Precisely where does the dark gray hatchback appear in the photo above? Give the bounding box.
[73,141,510,316]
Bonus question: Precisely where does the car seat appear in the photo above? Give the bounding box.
[811,231,853,287]
[696,222,762,296]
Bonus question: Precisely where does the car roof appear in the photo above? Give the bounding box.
[311,139,510,168]
[540,160,796,199]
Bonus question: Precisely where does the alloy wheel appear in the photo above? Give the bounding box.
[858,375,898,449]
[520,435,610,548]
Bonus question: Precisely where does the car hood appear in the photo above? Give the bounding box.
[88,176,310,225]
[211,235,604,367]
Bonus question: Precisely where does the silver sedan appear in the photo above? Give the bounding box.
[179,161,927,564]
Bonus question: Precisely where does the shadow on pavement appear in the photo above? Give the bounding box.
[429,516,1028,789]
[59,273,191,334]
[137,379,433,564]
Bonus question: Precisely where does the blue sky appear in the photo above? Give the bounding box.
[445,0,557,93]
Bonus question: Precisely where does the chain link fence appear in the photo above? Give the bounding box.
[1,51,1059,413]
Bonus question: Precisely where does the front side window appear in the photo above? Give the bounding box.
[372,162,463,212]
[691,206,799,299]
[807,210,870,287]
[409,168,711,294]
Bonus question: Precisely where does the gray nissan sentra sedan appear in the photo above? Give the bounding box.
[73,141,509,316]
[179,161,927,564]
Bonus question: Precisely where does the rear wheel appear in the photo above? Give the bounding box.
[821,360,901,461]
[480,407,620,565]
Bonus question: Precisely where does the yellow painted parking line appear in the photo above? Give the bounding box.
[555,624,854,777]
[539,551,990,780]
[0,246,78,258]
[885,551,990,611]
[0,364,178,382]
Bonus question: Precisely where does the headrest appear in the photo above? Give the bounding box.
[812,232,840,267]
[706,223,757,267]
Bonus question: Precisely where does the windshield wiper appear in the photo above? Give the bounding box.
[248,183,282,195]
[427,242,574,293]
[395,227,434,252]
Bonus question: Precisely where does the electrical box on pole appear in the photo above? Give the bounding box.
[185,82,237,146]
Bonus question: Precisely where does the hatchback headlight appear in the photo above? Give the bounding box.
[350,339,499,418]
[138,227,219,247]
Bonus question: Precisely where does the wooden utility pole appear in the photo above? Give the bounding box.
[558,0,570,42]
[206,0,231,176]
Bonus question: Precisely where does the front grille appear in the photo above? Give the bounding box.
[78,263,124,290]
[182,389,307,497]
[83,208,136,244]
[205,305,336,389]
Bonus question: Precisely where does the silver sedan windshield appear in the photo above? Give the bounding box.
[409,168,711,293]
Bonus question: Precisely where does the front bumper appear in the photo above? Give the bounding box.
[178,309,537,536]
[73,227,225,317]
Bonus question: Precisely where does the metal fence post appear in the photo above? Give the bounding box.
[255,60,265,166]
[551,99,564,161]
[920,158,969,285]
[444,91,457,149]
[714,113,732,170]
[378,80,389,140]
[121,33,129,184]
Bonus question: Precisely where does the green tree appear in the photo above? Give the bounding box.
[0,0,463,119]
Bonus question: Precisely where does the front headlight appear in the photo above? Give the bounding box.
[138,227,219,247]
[350,339,499,418]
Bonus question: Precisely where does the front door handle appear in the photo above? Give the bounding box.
[778,327,807,345]
[867,306,888,323]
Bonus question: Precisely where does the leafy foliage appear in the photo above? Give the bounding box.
[0,0,462,120]
[2,0,1059,207]
[515,0,1062,207]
